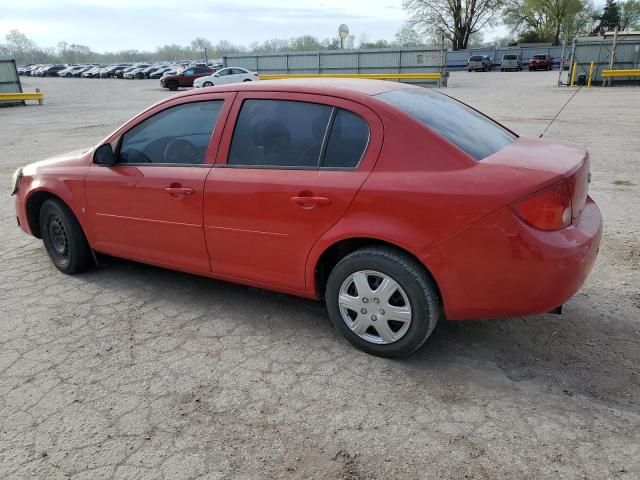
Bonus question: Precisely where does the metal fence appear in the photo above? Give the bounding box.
[569,36,640,85]
[0,59,24,106]
[447,46,565,69]
[224,47,447,85]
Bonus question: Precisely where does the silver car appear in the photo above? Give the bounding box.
[468,55,493,72]
[500,54,523,71]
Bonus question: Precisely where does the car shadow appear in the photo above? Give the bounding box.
[78,254,638,409]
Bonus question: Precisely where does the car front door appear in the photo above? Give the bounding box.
[85,93,234,273]
[203,92,383,291]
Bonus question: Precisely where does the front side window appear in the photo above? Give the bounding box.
[376,88,515,161]
[119,101,223,165]
[229,100,332,168]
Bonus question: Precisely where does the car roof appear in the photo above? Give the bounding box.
[179,78,413,99]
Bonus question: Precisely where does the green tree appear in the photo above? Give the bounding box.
[594,0,621,32]
[619,0,640,29]
[504,0,595,44]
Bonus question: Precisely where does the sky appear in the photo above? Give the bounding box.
[0,0,418,52]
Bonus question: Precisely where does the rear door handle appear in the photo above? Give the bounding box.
[291,196,331,207]
[165,186,195,196]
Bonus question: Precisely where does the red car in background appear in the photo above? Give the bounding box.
[529,54,554,71]
[11,79,602,357]
[160,66,215,91]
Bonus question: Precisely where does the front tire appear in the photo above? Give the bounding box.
[40,199,93,274]
[326,247,440,358]
[203,81,213,87]
[167,81,179,91]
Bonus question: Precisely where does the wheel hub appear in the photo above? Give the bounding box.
[48,216,69,257]
[338,270,412,345]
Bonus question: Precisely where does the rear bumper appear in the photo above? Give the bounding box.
[424,197,602,320]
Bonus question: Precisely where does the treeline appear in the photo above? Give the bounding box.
[0,29,437,66]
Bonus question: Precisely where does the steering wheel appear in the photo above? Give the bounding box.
[163,138,199,164]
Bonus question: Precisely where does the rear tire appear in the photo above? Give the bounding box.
[325,247,440,358]
[40,199,93,274]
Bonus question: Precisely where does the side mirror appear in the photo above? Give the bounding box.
[94,143,116,165]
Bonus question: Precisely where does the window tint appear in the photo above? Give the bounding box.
[119,101,223,165]
[229,99,332,168]
[376,88,515,161]
[323,110,369,168]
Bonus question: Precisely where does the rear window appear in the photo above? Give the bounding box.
[503,55,517,60]
[533,55,547,59]
[469,56,483,61]
[376,88,515,161]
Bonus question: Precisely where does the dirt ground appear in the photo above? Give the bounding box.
[1,72,638,479]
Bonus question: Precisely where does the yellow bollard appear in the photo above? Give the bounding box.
[570,62,578,87]
[588,61,595,87]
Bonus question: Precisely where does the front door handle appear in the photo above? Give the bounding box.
[165,186,194,196]
[291,196,331,208]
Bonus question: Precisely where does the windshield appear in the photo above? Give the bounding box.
[469,56,483,61]
[503,55,517,60]
[376,88,516,161]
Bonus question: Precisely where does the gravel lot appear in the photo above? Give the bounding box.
[1,72,639,479]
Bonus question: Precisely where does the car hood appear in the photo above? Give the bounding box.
[22,148,92,175]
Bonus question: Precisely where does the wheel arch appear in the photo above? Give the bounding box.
[311,236,442,304]
[26,190,74,239]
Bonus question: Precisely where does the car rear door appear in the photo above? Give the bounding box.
[203,91,383,290]
[84,92,234,273]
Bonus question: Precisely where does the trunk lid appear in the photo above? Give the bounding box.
[483,137,590,220]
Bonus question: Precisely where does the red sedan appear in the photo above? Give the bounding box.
[11,79,602,357]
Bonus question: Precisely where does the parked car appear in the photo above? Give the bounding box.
[10,79,602,358]
[58,65,89,77]
[149,67,174,79]
[160,66,215,90]
[500,54,523,71]
[100,64,131,78]
[81,66,103,78]
[115,66,138,79]
[38,65,67,77]
[529,54,554,71]
[467,55,493,72]
[123,65,151,79]
[194,67,259,88]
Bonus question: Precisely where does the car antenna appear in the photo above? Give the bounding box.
[539,86,582,138]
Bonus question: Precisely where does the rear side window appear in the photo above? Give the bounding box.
[229,100,332,168]
[323,110,369,168]
[376,88,515,160]
[119,101,223,164]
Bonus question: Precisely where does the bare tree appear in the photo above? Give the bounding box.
[403,0,505,50]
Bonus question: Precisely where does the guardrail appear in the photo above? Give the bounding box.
[601,69,640,77]
[258,73,445,86]
[0,91,44,105]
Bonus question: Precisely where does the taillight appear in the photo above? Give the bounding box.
[512,180,572,231]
